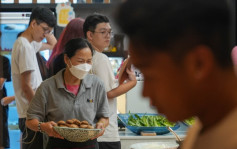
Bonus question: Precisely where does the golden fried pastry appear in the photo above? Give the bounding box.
[58,124,67,127]
[80,124,88,128]
[66,119,74,124]
[87,125,94,129]
[71,119,77,122]
[73,120,81,126]
[68,124,79,128]
[81,120,89,125]
[57,120,66,125]
[56,119,94,129]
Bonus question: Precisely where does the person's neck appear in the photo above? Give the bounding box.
[87,38,105,53]
[198,69,237,134]
[63,69,81,85]
[91,44,104,53]
[21,29,33,43]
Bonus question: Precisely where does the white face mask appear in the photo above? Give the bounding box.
[68,60,92,80]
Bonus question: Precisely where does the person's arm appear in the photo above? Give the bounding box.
[93,56,136,99]
[26,119,63,139]
[21,71,35,102]
[39,33,57,51]
[0,78,6,90]
[1,96,15,106]
[107,68,137,99]
[91,117,109,140]
[97,117,109,128]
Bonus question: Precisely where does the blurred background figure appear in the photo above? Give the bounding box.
[11,7,56,149]
[47,17,85,77]
[0,31,11,149]
[84,13,137,149]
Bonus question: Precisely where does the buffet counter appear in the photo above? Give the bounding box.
[119,123,188,149]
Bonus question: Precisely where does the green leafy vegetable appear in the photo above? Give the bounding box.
[184,117,195,125]
[127,113,175,127]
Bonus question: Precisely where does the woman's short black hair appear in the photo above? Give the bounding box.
[64,38,94,58]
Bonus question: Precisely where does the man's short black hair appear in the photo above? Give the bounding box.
[29,7,56,27]
[83,13,110,38]
[116,0,234,68]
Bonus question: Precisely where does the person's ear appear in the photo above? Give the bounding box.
[185,45,214,80]
[87,31,93,41]
[30,19,37,29]
[64,54,70,67]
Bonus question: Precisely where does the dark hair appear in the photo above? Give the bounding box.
[64,38,94,58]
[29,7,56,27]
[116,0,233,67]
[83,13,110,38]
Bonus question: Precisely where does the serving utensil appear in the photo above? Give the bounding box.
[167,126,182,145]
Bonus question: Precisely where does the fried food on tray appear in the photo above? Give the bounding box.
[56,119,94,129]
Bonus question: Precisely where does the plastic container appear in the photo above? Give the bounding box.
[118,113,180,135]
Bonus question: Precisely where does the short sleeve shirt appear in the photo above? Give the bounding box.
[91,50,120,141]
[11,37,42,118]
[27,69,110,126]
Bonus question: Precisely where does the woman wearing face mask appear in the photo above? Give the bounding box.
[25,38,109,149]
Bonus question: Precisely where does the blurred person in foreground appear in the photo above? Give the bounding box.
[26,38,109,149]
[11,6,57,149]
[47,18,85,77]
[116,0,237,149]
[84,13,137,149]
[231,46,237,74]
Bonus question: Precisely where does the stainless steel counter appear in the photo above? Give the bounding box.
[119,123,188,149]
